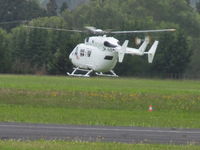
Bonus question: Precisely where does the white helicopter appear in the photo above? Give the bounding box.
[25,26,175,77]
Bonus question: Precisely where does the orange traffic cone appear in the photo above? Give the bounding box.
[148,105,153,112]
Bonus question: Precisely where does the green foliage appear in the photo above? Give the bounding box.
[0,29,11,73]
[152,30,192,75]
[9,17,75,74]
[47,48,71,74]
[47,0,58,16]
[197,1,200,13]
[60,2,68,14]
[0,0,47,30]
[0,0,200,76]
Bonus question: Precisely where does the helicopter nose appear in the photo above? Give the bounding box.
[69,53,73,61]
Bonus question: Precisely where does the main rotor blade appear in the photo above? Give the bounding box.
[24,25,85,33]
[110,29,176,34]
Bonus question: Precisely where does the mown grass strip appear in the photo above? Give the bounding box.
[0,140,199,150]
[0,87,200,112]
[0,75,200,128]
[0,104,200,128]
[1,75,200,94]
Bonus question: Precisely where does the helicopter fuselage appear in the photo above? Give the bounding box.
[69,36,119,72]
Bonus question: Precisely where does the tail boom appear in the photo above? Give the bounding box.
[116,38,159,64]
[126,36,150,56]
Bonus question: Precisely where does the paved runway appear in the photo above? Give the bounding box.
[0,122,200,144]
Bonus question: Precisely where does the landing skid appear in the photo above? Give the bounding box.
[96,70,118,77]
[67,67,93,77]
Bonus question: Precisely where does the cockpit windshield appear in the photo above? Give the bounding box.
[104,41,117,48]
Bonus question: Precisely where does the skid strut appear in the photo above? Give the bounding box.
[96,70,118,77]
[67,67,93,77]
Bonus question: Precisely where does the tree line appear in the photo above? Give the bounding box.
[0,0,200,78]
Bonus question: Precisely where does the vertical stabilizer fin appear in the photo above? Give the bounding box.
[118,40,129,63]
[147,41,159,63]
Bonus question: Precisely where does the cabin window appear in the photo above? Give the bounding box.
[80,49,85,56]
[87,51,91,57]
[104,56,113,60]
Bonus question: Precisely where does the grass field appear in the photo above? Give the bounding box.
[1,74,200,149]
[0,140,200,150]
[0,74,200,128]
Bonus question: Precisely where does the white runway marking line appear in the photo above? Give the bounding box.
[0,124,200,134]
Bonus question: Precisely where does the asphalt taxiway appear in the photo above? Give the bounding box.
[0,122,200,144]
